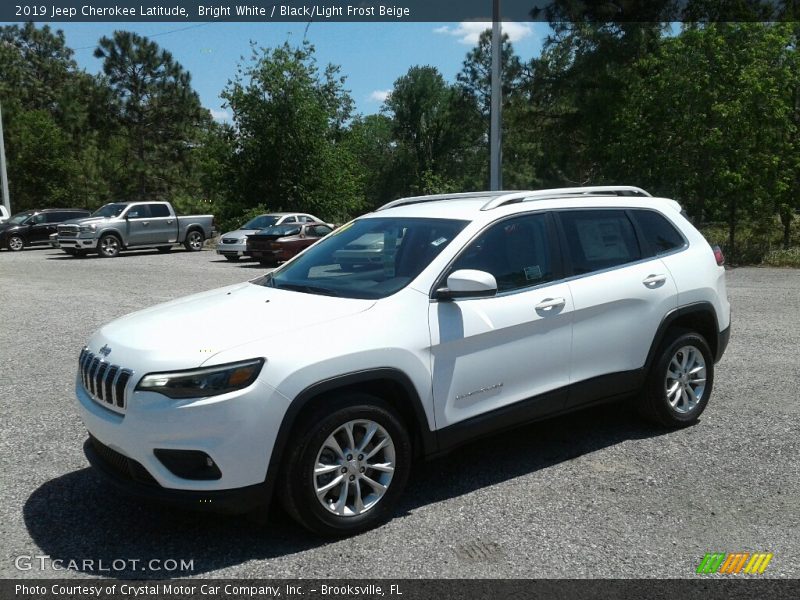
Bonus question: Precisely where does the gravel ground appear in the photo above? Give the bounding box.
[0,246,797,579]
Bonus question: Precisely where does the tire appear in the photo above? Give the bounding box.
[224,255,240,262]
[97,234,121,258]
[638,328,714,427]
[156,245,172,253]
[184,230,204,252]
[280,394,412,536]
[7,235,24,252]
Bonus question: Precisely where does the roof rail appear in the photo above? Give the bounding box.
[480,185,652,210]
[376,190,519,212]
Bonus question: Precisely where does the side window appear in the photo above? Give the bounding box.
[126,205,150,219]
[558,210,641,275]
[148,204,170,218]
[284,216,297,223]
[313,225,332,237]
[450,213,555,293]
[633,209,685,256]
[32,213,47,224]
[45,212,63,223]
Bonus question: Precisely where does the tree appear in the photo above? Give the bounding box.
[384,66,481,195]
[221,41,364,222]
[95,31,208,201]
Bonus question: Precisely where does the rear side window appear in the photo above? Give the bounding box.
[148,204,171,218]
[559,210,641,275]
[45,212,64,223]
[633,209,685,256]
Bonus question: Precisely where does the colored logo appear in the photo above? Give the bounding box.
[696,552,773,574]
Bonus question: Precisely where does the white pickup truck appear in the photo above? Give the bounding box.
[57,201,215,258]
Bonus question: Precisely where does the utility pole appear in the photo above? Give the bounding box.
[489,0,502,190]
[0,99,9,215]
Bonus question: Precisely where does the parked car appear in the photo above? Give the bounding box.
[247,222,334,265]
[0,205,9,223]
[216,212,327,261]
[0,208,91,251]
[74,186,730,536]
[49,232,60,248]
[56,201,214,258]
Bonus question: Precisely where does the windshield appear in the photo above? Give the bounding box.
[7,211,34,224]
[91,203,127,218]
[242,215,279,230]
[252,217,468,299]
[257,225,301,237]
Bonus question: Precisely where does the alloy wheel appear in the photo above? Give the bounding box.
[664,345,707,414]
[313,419,396,517]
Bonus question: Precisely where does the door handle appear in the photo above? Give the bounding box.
[535,297,566,310]
[642,274,667,287]
[167,220,173,225]
[142,221,150,227]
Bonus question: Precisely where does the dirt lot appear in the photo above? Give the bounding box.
[0,246,797,578]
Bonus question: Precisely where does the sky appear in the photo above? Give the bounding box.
[34,20,551,120]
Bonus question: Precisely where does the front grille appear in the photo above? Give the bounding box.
[58,224,79,237]
[79,347,132,412]
[89,435,158,486]
[222,238,239,244]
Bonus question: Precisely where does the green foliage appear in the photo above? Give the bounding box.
[94,30,209,202]
[762,247,800,268]
[221,41,364,223]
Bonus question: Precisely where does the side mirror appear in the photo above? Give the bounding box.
[435,269,497,301]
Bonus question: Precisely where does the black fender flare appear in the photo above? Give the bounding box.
[644,301,721,372]
[261,368,437,502]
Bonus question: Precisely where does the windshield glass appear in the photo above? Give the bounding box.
[252,217,468,299]
[8,211,34,224]
[91,203,127,218]
[257,225,301,237]
[242,215,279,230]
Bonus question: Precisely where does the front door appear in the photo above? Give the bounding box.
[428,212,574,438]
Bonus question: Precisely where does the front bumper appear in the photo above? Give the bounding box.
[84,437,267,513]
[58,236,97,249]
[75,371,289,503]
[216,241,248,257]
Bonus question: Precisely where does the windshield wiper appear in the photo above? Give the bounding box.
[275,283,340,297]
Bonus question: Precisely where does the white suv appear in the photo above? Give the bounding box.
[75,186,730,535]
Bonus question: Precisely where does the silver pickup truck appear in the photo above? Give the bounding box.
[57,201,214,258]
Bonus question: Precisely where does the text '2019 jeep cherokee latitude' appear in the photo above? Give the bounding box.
[75,186,730,535]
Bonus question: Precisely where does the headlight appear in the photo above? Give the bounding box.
[135,358,264,399]
[79,224,97,233]
[239,237,247,243]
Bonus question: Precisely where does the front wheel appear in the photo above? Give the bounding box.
[97,234,121,258]
[184,230,204,252]
[638,329,714,427]
[7,235,24,251]
[281,394,411,536]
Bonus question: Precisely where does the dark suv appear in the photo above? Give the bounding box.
[0,208,91,251]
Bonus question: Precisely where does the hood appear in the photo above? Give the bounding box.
[221,229,260,239]
[0,222,20,234]
[61,216,109,226]
[89,281,376,371]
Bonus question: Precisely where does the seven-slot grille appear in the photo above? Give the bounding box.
[58,224,79,237]
[78,347,132,411]
[221,237,239,244]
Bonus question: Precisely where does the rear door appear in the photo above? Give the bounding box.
[145,203,177,244]
[27,213,54,244]
[428,212,574,434]
[557,209,678,408]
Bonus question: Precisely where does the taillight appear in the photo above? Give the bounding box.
[712,245,725,266]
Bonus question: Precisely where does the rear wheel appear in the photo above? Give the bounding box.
[184,230,204,252]
[639,329,714,427]
[97,234,121,258]
[7,235,24,251]
[281,394,411,536]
